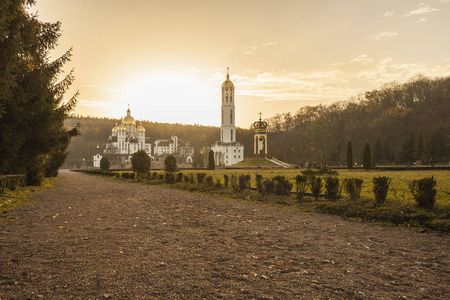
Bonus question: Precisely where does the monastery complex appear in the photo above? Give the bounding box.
[93,69,272,168]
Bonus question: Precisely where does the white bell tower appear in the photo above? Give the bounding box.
[220,67,236,143]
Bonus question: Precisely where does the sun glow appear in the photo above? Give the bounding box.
[117,72,219,125]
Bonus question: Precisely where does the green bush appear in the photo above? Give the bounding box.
[309,176,322,200]
[215,178,221,188]
[302,167,338,176]
[122,172,129,179]
[324,176,340,201]
[184,175,190,182]
[0,175,27,194]
[409,176,437,209]
[373,176,391,205]
[131,150,151,175]
[255,174,264,194]
[129,172,135,180]
[146,172,151,181]
[164,155,178,172]
[230,175,238,191]
[165,172,175,183]
[190,173,195,184]
[295,175,308,201]
[159,174,164,180]
[152,172,158,180]
[223,175,229,187]
[205,176,214,185]
[196,173,207,183]
[100,157,110,170]
[176,172,184,182]
[273,175,293,195]
[238,174,251,191]
[263,179,275,194]
[343,178,364,200]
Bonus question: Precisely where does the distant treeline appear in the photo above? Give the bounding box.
[65,74,449,167]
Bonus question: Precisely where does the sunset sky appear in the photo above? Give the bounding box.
[30,0,450,127]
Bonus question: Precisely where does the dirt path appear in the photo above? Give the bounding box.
[0,170,448,299]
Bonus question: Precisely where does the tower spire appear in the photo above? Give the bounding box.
[227,66,229,80]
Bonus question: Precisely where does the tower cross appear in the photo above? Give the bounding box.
[259,111,262,121]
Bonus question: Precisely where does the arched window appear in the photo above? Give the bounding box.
[230,111,233,124]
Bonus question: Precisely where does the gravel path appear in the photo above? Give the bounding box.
[0,170,449,299]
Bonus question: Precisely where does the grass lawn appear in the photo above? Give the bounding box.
[232,158,279,167]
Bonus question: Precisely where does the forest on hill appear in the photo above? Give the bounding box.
[65,74,449,167]
[265,74,449,166]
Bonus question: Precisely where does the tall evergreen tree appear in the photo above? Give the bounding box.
[346,140,353,169]
[0,0,79,184]
[208,150,215,170]
[363,141,372,170]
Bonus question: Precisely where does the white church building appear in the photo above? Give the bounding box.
[96,107,152,166]
[93,107,195,168]
[211,69,244,166]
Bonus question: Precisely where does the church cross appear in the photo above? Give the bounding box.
[259,111,262,121]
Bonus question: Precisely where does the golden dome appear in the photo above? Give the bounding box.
[123,115,135,125]
[137,124,145,132]
[221,67,234,89]
[112,121,119,132]
[123,106,136,125]
[118,123,127,131]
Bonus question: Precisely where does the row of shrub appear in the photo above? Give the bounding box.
[293,174,437,209]
[0,175,27,194]
[83,169,439,210]
[163,172,437,210]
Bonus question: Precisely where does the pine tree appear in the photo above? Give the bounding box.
[346,140,353,169]
[363,141,372,170]
[208,150,215,170]
[0,0,79,184]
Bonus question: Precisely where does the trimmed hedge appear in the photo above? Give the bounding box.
[0,175,27,193]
